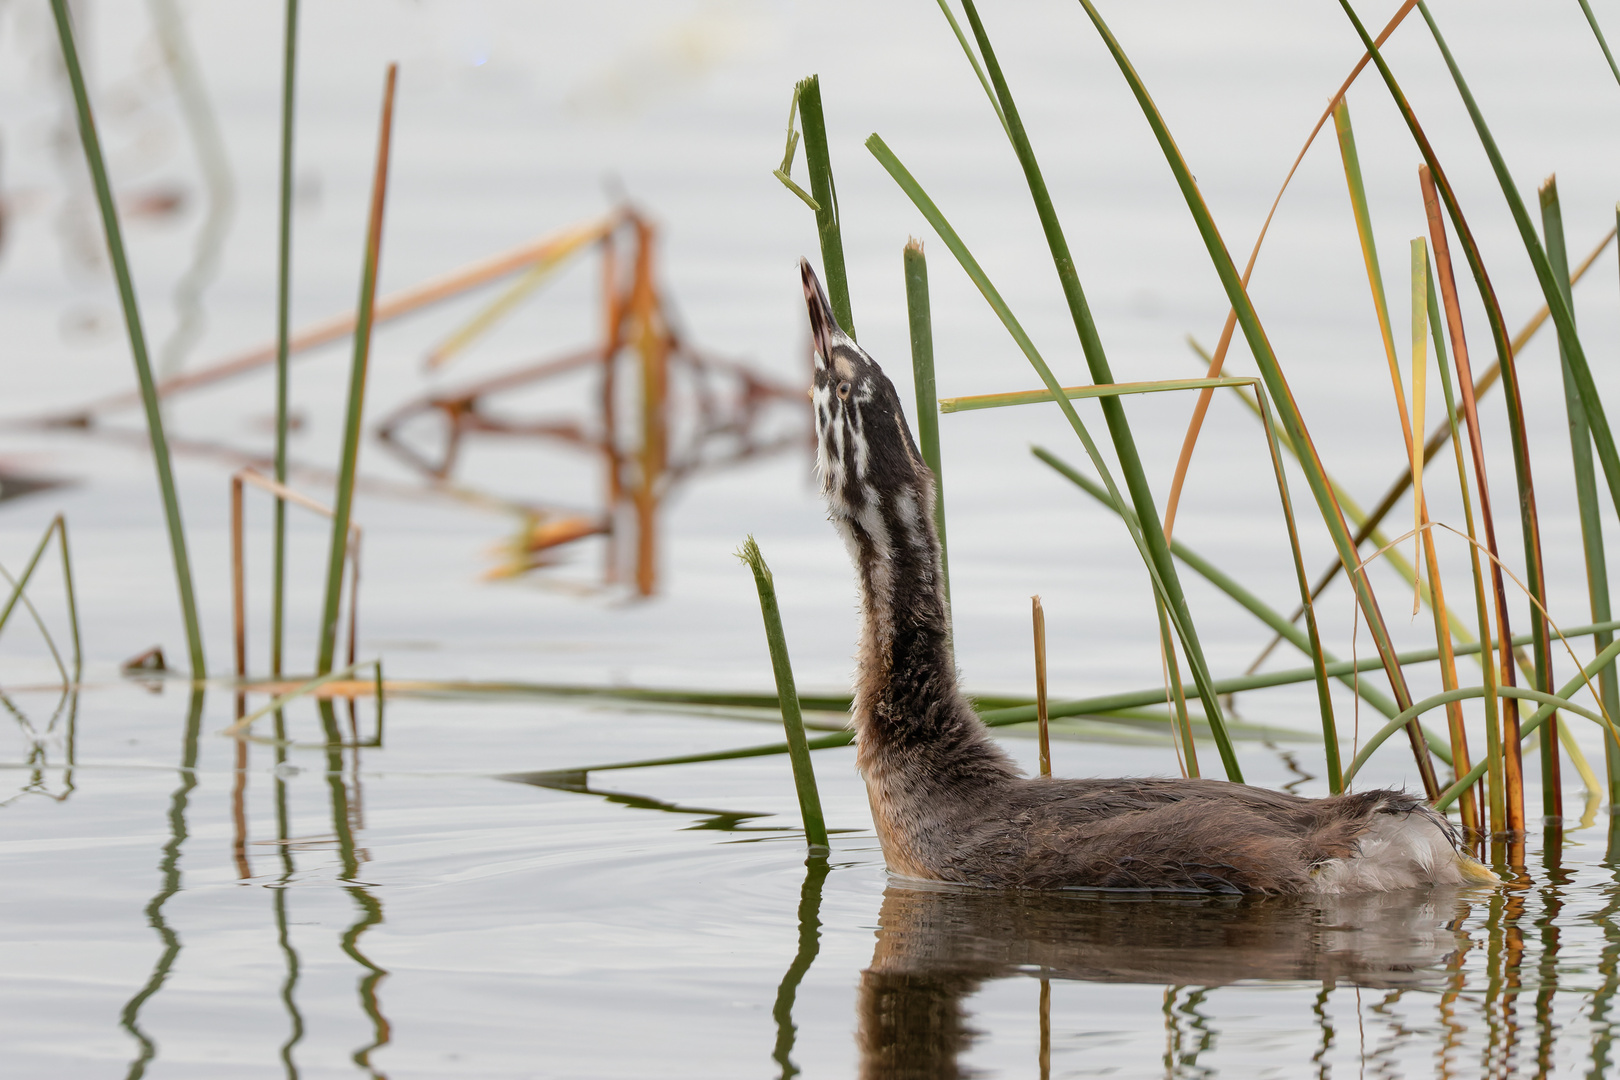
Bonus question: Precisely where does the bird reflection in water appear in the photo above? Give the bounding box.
[853,883,1481,1079]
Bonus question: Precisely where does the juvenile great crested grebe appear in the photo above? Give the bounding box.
[801,258,1498,894]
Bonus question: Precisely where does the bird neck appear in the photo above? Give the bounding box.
[838,478,1011,785]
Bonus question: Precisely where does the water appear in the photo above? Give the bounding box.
[6,0,1620,1074]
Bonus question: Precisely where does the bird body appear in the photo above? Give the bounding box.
[800,257,1498,894]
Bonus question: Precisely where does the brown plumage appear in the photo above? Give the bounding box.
[801,257,1496,895]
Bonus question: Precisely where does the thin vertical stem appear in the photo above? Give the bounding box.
[231,474,246,696]
[1255,389,1341,793]
[1033,595,1050,777]
[1425,251,1495,834]
[958,0,1240,780]
[1154,598,1198,779]
[272,0,300,678]
[48,0,205,677]
[1039,977,1052,1080]
[794,75,853,340]
[1069,0,1432,794]
[1412,239,1475,835]
[1578,0,1620,87]
[317,64,395,675]
[904,239,949,609]
[1421,166,1522,834]
[1542,177,1618,810]
[55,517,81,684]
[739,537,830,853]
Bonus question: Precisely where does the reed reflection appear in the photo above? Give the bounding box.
[771,855,830,1079]
[0,686,78,805]
[120,688,204,1080]
[854,884,1482,1079]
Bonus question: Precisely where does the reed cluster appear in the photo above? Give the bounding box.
[753,0,1620,858]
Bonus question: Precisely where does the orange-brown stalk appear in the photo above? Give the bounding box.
[1161,0,1420,538]
[1421,166,1524,836]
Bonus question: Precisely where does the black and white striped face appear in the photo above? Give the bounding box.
[800,258,931,525]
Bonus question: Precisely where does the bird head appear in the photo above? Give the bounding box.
[800,258,932,525]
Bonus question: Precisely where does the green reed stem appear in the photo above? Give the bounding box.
[943,375,1252,413]
[1188,343,1478,653]
[1435,636,1620,810]
[272,0,300,678]
[318,65,395,676]
[871,132,1243,780]
[56,517,81,683]
[904,240,949,610]
[1577,0,1620,88]
[739,537,830,854]
[48,0,205,677]
[1035,445,1439,760]
[0,516,77,688]
[1154,596,1199,776]
[1542,177,1620,806]
[1072,0,1435,797]
[1353,683,1611,791]
[956,0,1238,781]
[1255,389,1340,792]
[794,75,853,340]
[933,0,1009,140]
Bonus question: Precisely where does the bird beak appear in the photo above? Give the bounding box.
[800,258,840,370]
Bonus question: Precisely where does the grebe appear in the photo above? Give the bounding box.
[801,257,1497,894]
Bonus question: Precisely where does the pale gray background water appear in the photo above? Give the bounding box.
[3,0,1620,1075]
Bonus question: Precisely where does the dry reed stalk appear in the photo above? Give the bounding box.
[1411,241,1476,834]
[630,217,668,597]
[1247,225,1615,676]
[41,216,620,425]
[1033,596,1050,777]
[600,231,625,586]
[1421,165,1524,835]
[1160,0,1420,538]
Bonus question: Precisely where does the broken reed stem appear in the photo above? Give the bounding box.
[317,64,395,676]
[904,239,950,610]
[795,75,854,340]
[739,537,830,854]
[1421,164,1524,834]
[1033,596,1050,777]
[272,0,300,678]
[47,0,206,676]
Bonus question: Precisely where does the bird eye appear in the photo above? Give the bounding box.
[837,381,852,399]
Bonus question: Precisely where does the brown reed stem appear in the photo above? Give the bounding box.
[1421,165,1524,835]
[1033,596,1050,777]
